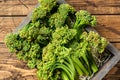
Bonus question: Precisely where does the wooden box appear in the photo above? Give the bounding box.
[14,0,120,80]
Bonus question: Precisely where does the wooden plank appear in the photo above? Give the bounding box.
[3,42,119,54]
[0,5,36,16]
[0,42,9,53]
[95,15,120,42]
[65,0,120,5]
[0,0,38,15]
[0,17,25,42]
[0,42,37,80]
[107,67,119,75]
[0,58,37,80]
[112,43,120,50]
[1,15,120,42]
[96,15,120,30]
[1,0,120,15]
[115,61,120,71]
[0,0,38,5]
[104,74,120,80]
[1,42,119,53]
[65,0,120,14]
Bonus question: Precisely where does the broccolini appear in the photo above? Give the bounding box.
[4,0,109,80]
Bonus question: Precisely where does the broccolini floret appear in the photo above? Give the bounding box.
[19,23,39,41]
[39,0,56,12]
[49,4,76,28]
[52,27,77,44]
[74,10,97,40]
[32,0,57,22]
[4,33,22,53]
[74,10,96,29]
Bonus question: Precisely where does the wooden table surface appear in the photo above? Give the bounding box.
[0,0,120,80]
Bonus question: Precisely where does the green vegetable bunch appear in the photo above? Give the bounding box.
[5,0,109,80]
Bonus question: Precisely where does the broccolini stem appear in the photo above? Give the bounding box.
[73,62,83,76]
[71,56,89,76]
[87,52,98,73]
[53,62,74,80]
[65,56,76,77]
[79,42,92,75]
[61,71,70,80]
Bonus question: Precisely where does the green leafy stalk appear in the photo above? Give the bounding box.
[71,56,89,76]
[61,71,70,80]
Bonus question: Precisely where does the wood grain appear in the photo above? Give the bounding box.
[95,15,120,42]
[0,5,36,16]
[1,0,120,16]
[0,0,38,16]
[0,17,25,42]
[0,0,38,5]
[1,15,120,42]
[112,43,120,50]
[65,0,120,14]
[0,59,37,80]
[66,0,120,5]
[0,43,37,80]
[0,42,38,80]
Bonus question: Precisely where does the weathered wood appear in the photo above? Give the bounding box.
[0,41,37,80]
[65,0,120,14]
[66,0,120,5]
[107,67,118,75]
[1,42,120,54]
[105,74,120,79]
[0,17,25,28]
[0,60,37,80]
[0,5,36,16]
[0,0,38,5]
[96,15,120,30]
[1,15,120,42]
[0,43,37,80]
[13,14,120,42]
[0,0,37,16]
[112,43,120,50]
[1,0,120,16]
[0,17,25,41]
[95,15,120,42]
